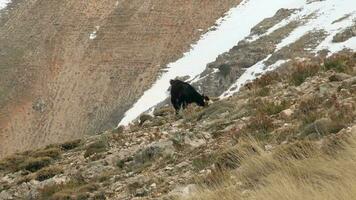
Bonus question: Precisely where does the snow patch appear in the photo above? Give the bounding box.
[118,0,307,126]
[0,0,10,10]
[222,0,356,98]
[221,58,289,98]
[89,26,100,40]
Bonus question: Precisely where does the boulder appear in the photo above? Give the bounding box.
[139,114,153,126]
[329,73,352,82]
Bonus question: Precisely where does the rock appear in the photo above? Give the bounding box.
[150,183,157,189]
[32,98,47,113]
[153,106,172,117]
[135,188,148,197]
[341,77,356,87]
[318,83,333,96]
[265,144,273,151]
[0,191,13,200]
[184,136,206,148]
[139,114,153,126]
[112,126,125,134]
[280,108,294,118]
[329,73,352,82]
[169,184,197,198]
[133,140,175,165]
[332,26,356,43]
[302,118,344,138]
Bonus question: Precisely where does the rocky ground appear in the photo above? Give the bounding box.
[0,52,355,200]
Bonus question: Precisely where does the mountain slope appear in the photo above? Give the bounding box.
[120,0,356,125]
[0,0,241,158]
[0,52,355,199]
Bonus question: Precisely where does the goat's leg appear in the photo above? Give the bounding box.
[171,98,181,115]
[182,101,187,110]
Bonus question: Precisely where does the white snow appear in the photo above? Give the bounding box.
[221,58,289,98]
[118,0,307,126]
[222,0,356,98]
[0,0,10,10]
[89,26,100,40]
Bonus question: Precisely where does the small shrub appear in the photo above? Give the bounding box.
[301,118,347,139]
[218,64,231,77]
[32,147,61,159]
[84,138,108,158]
[255,99,290,115]
[35,166,64,181]
[192,153,217,171]
[246,114,275,139]
[253,86,270,97]
[21,157,52,172]
[60,139,82,151]
[0,154,27,172]
[297,95,324,125]
[17,175,34,185]
[198,170,231,188]
[323,54,354,74]
[116,159,125,169]
[39,177,99,200]
[252,72,280,88]
[215,146,248,170]
[289,61,320,86]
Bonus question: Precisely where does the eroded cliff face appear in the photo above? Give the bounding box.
[0,0,241,157]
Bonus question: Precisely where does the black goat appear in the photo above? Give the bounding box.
[169,79,209,114]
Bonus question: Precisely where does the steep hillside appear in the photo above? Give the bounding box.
[0,52,355,199]
[120,0,356,125]
[0,0,241,157]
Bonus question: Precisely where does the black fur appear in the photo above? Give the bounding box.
[169,79,209,114]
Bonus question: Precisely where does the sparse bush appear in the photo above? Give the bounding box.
[254,99,289,115]
[184,101,235,121]
[218,64,231,77]
[252,72,280,88]
[84,137,108,158]
[32,147,61,159]
[297,94,324,125]
[289,61,320,86]
[0,154,27,172]
[192,153,217,172]
[245,114,274,140]
[323,54,354,74]
[21,156,52,172]
[253,86,270,97]
[60,139,82,151]
[0,147,60,173]
[39,177,99,200]
[215,144,258,171]
[35,166,64,181]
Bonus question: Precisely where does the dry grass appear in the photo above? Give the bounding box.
[289,61,320,86]
[83,137,109,158]
[0,147,61,173]
[35,166,64,181]
[39,175,100,200]
[183,130,356,200]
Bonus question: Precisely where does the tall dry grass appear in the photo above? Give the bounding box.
[184,129,356,200]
